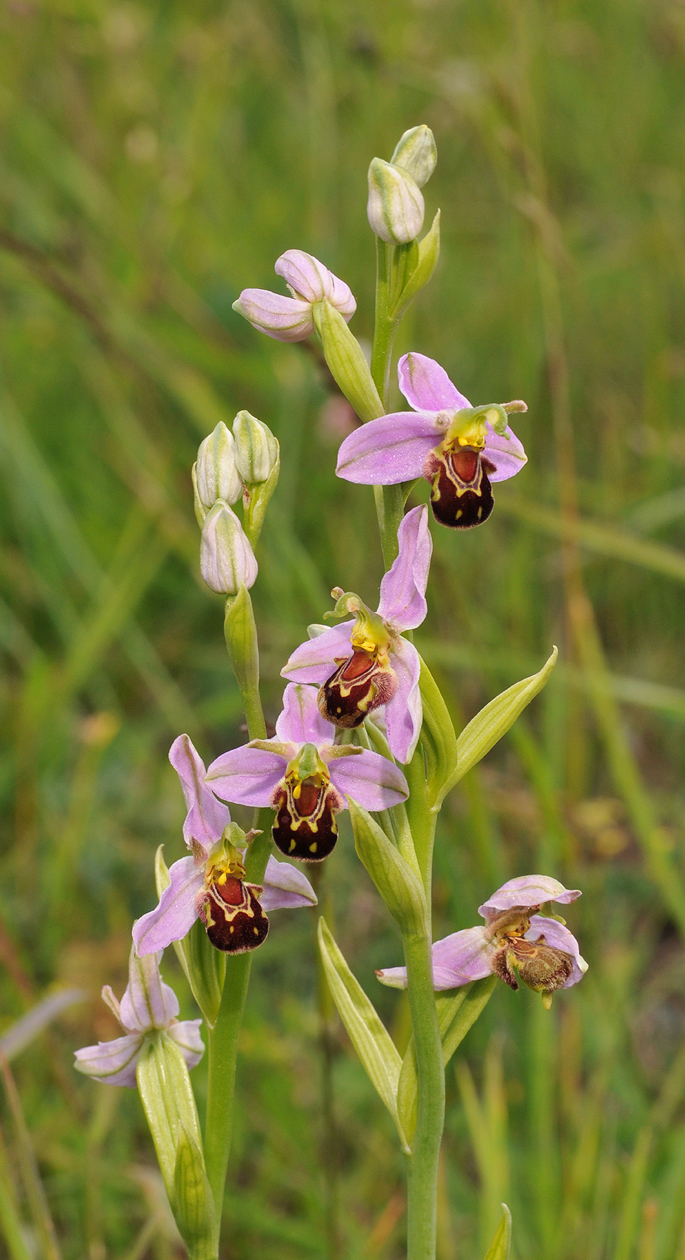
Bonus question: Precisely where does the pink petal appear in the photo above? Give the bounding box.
[479,875,581,922]
[375,964,407,990]
[281,621,355,685]
[260,856,318,910]
[376,927,493,991]
[398,352,471,413]
[484,422,528,483]
[167,1019,205,1069]
[275,250,356,319]
[74,1033,143,1087]
[378,505,432,632]
[328,749,408,811]
[431,926,493,986]
[169,735,229,855]
[133,858,204,956]
[233,290,314,341]
[527,916,588,988]
[205,746,286,807]
[384,639,422,763]
[276,683,335,747]
[335,413,439,484]
[119,948,179,1033]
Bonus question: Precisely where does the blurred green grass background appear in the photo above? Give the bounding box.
[2,0,685,1256]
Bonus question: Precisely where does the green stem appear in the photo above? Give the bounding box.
[204,955,251,1245]
[203,612,269,1251]
[403,931,445,1260]
[370,238,404,569]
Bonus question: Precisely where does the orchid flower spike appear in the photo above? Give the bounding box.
[74,947,204,1087]
[336,352,527,529]
[280,506,432,764]
[206,682,408,863]
[233,249,356,343]
[132,736,317,958]
[377,875,587,1009]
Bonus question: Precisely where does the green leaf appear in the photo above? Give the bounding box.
[136,1031,205,1206]
[155,846,225,1028]
[348,797,427,937]
[436,647,558,808]
[389,209,441,320]
[173,1129,216,1260]
[396,976,497,1145]
[416,655,458,810]
[313,301,384,422]
[483,1204,512,1260]
[317,918,410,1153]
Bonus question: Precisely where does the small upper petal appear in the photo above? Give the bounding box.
[479,875,581,922]
[169,735,229,855]
[384,638,422,763]
[378,505,432,632]
[281,620,355,685]
[329,749,408,811]
[336,412,440,485]
[74,1033,143,1088]
[233,290,314,342]
[133,857,204,956]
[167,1020,205,1070]
[483,422,528,484]
[260,856,318,910]
[119,948,179,1033]
[276,682,335,747]
[526,916,588,988]
[205,745,286,807]
[398,353,471,413]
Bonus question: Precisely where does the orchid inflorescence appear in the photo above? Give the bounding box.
[75,125,584,1260]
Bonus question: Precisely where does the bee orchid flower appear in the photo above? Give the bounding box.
[206,682,409,863]
[280,506,432,764]
[233,249,356,343]
[132,736,317,958]
[74,948,204,1087]
[336,352,527,529]
[377,875,588,1009]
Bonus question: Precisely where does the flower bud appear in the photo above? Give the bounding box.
[391,125,437,188]
[367,157,425,244]
[232,410,279,484]
[275,250,356,319]
[193,423,242,526]
[200,502,258,595]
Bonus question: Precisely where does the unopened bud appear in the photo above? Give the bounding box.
[232,411,279,484]
[193,423,243,526]
[367,157,424,245]
[391,125,437,188]
[200,502,258,595]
